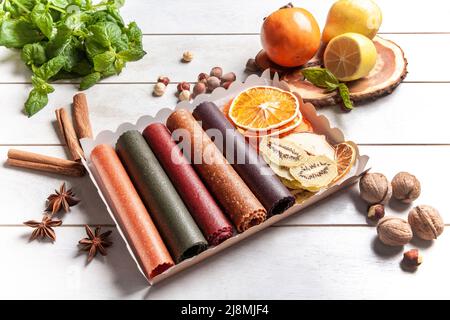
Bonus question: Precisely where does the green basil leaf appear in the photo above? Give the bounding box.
[302,67,340,89]
[117,48,145,61]
[85,37,107,58]
[21,42,47,66]
[35,55,66,80]
[80,72,101,90]
[89,21,121,47]
[0,18,44,48]
[48,0,70,9]
[72,59,93,76]
[31,3,53,39]
[93,50,115,72]
[25,89,48,117]
[31,75,55,94]
[114,57,124,73]
[338,83,353,110]
[125,21,142,47]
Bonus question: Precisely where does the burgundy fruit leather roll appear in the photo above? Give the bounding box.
[143,123,233,246]
[90,144,174,279]
[193,102,295,215]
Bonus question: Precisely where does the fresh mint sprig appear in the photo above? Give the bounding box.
[0,0,146,117]
[301,67,353,110]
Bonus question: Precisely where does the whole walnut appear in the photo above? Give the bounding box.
[391,172,421,203]
[377,217,413,246]
[408,205,444,240]
[359,173,392,205]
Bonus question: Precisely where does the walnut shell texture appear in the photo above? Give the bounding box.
[408,205,444,240]
[377,217,413,246]
[359,173,392,205]
[391,172,421,203]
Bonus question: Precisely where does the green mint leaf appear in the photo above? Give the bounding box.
[35,55,66,80]
[93,50,115,72]
[85,37,107,57]
[125,21,142,47]
[0,18,44,48]
[114,57,124,73]
[88,21,121,47]
[48,0,70,9]
[80,72,101,90]
[31,3,53,39]
[338,83,353,110]
[302,67,339,89]
[31,75,55,94]
[117,48,145,61]
[25,89,48,117]
[21,42,47,66]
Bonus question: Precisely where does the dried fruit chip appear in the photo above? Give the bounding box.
[259,137,308,167]
[229,86,300,131]
[289,155,338,191]
[333,142,356,182]
[280,177,304,190]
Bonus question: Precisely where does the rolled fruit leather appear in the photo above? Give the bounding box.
[143,123,233,246]
[90,144,174,279]
[166,109,267,232]
[193,102,295,215]
[116,130,208,263]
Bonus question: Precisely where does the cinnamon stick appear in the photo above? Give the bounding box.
[7,149,85,177]
[55,108,84,161]
[72,93,93,139]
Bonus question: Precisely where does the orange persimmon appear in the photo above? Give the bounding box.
[261,6,321,67]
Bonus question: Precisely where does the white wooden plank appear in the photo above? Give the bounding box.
[1,226,449,299]
[120,0,450,34]
[0,83,449,145]
[0,34,447,83]
[2,145,448,225]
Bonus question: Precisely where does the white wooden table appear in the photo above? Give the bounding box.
[1,0,449,299]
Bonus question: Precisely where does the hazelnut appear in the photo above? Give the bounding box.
[221,81,233,90]
[207,76,220,92]
[198,72,209,84]
[221,72,236,83]
[376,216,413,246]
[245,58,259,73]
[391,172,421,203]
[177,82,190,92]
[178,90,191,102]
[402,249,423,267]
[408,205,444,240]
[359,172,392,205]
[153,82,166,97]
[210,66,223,79]
[182,51,193,62]
[157,76,170,86]
[368,204,385,220]
[192,82,206,98]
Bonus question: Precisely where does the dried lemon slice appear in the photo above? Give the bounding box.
[259,136,308,167]
[289,155,338,191]
[334,141,356,182]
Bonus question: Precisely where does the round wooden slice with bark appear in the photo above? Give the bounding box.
[254,36,407,107]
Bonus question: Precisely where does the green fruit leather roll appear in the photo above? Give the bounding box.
[116,130,207,263]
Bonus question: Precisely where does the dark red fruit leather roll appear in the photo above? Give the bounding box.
[90,144,174,279]
[192,102,295,215]
[143,123,233,246]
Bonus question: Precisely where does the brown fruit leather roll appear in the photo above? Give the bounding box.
[143,123,233,246]
[192,102,295,216]
[116,131,208,263]
[166,109,267,232]
[90,144,174,279]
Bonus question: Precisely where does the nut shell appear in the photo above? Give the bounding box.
[153,82,166,96]
[359,173,392,205]
[391,172,421,203]
[408,205,444,240]
[377,217,413,246]
[210,67,223,78]
[178,90,191,101]
[182,51,193,62]
[193,82,206,98]
[207,76,221,92]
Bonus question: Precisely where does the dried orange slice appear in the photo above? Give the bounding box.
[334,142,356,182]
[229,86,300,131]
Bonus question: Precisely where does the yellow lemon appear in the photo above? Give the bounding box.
[324,32,377,82]
[322,0,382,43]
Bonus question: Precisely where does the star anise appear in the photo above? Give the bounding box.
[45,182,80,215]
[78,225,113,262]
[23,215,63,241]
